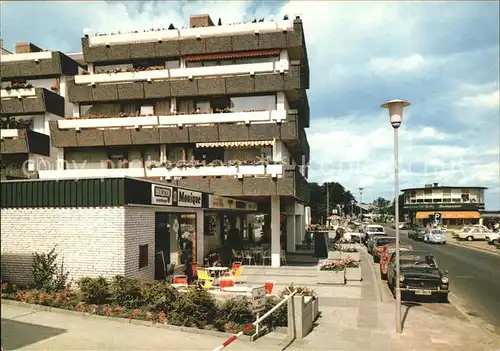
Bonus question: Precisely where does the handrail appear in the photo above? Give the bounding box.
[211,290,298,351]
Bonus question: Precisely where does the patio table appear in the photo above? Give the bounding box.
[206,267,229,283]
[223,286,252,293]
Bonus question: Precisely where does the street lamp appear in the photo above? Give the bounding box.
[359,188,364,218]
[381,98,411,334]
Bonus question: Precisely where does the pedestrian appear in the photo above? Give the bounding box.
[305,230,312,250]
[181,232,194,284]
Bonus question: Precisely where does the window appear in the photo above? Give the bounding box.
[139,244,149,269]
[410,191,416,197]
[165,60,180,69]
[196,101,211,113]
[230,95,276,112]
[424,189,432,197]
[140,105,155,116]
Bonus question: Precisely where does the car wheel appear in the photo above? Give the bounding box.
[493,239,499,245]
[466,236,473,241]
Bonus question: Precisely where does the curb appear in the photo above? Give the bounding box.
[0,299,262,342]
[446,240,499,256]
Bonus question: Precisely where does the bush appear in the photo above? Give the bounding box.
[141,280,179,313]
[110,276,142,308]
[261,296,287,330]
[78,277,109,305]
[31,247,70,292]
[214,297,254,331]
[169,285,217,328]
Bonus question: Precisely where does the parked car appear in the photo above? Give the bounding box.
[408,228,426,241]
[423,229,446,245]
[363,225,386,244]
[366,234,388,253]
[453,225,491,241]
[380,244,413,280]
[486,232,500,245]
[387,250,450,302]
[372,237,399,262]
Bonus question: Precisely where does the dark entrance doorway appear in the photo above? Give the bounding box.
[155,212,171,280]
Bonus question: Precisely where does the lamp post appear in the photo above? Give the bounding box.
[358,188,364,218]
[381,99,411,334]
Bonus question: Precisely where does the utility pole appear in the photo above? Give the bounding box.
[359,187,364,218]
[326,183,330,224]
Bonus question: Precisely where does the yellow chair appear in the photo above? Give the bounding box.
[232,266,242,284]
[197,268,214,289]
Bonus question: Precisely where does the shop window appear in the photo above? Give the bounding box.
[139,244,149,268]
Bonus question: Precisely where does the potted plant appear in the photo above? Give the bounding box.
[317,260,346,285]
[344,258,362,281]
[340,245,360,261]
[327,243,341,260]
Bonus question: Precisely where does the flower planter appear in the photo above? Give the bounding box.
[58,116,159,129]
[327,251,341,260]
[317,270,345,285]
[341,252,360,261]
[310,297,320,323]
[345,266,362,281]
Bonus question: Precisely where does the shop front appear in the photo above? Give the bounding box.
[0,177,257,285]
[407,203,483,226]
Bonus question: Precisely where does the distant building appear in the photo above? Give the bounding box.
[401,183,486,225]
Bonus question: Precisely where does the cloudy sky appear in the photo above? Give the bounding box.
[2,1,499,208]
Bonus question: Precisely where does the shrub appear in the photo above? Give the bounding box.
[141,280,179,313]
[261,296,287,330]
[214,297,254,331]
[78,277,109,305]
[169,285,217,328]
[110,276,142,308]
[31,247,70,292]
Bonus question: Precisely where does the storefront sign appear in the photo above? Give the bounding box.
[403,203,485,211]
[151,184,173,206]
[208,195,257,211]
[177,189,202,208]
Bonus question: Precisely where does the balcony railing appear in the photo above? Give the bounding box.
[57,110,287,130]
[0,51,53,63]
[37,164,284,180]
[0,87,37,98]
[74,61,288,85]
[87,20,294,47]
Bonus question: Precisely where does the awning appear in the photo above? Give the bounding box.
[196,140,274,148]
[415,211,481,220]
[185,49,281,62]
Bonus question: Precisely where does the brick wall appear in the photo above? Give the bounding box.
[124,206,155,281]
[0,207,126,285]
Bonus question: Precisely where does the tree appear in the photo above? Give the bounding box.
[308,182,356,223]
[373,197,391,214]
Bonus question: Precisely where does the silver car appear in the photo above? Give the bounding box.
[424,229,446,244]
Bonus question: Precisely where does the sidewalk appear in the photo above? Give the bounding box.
[287,248,500,351]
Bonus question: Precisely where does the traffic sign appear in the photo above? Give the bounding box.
[251,286,266,312]
[434,213,441,222]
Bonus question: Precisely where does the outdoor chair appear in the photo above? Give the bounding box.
[261,251,272,265]
[242,251,255,265]
[196,268,214,289]
[219,277,235,291]
[171,275,188,288]
[223,262,242,283]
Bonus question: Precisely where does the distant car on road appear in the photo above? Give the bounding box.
[363,225,386,244]
[453,225,491,241]
[486,232,500,245]
[380,244,413,280]
[387,250,450,302]
[408,228,426,241]
[423,229,446,245]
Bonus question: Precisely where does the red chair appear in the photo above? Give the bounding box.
[172,275,188,285]
[219,278,235,292]
[224,261,242,277]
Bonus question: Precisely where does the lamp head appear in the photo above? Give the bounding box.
[381,99,411,129]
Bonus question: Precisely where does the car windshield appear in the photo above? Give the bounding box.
[377,238,396,246]
[368,227,384,233]
[431,230,443,235]
[388,247,410,254]
[400,254,436,268]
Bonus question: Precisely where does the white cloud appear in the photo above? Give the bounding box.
[369,54,428,74]
[456,89,500,109]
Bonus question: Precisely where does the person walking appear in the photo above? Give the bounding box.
[181,232,194,284]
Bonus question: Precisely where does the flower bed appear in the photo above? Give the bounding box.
[0,278,289,337]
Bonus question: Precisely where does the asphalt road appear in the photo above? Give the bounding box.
[385,227,500,334]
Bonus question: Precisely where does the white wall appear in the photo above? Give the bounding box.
[0,207,127,285]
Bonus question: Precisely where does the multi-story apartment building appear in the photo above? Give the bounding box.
[0,40,81,179]
[31,14,309,267]
[402,183,487,225]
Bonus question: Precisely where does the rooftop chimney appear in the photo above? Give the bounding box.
[189,14,214,28]
[433,182,439,187]
[15,42,43,54]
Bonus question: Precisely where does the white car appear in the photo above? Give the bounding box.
[363,224,386,243]
[423,229,446,244]
[453,225,491,241]
[486,232,500,245]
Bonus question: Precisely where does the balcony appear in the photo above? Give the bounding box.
[82,19,305,64]
[57,110,287,130]
[74,61,289,85]
[68,65,304,103]
[1,129,50,156]
[0,51,80,80]
[0,87,65,117]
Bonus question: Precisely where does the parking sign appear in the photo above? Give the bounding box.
[434,213,441,222]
